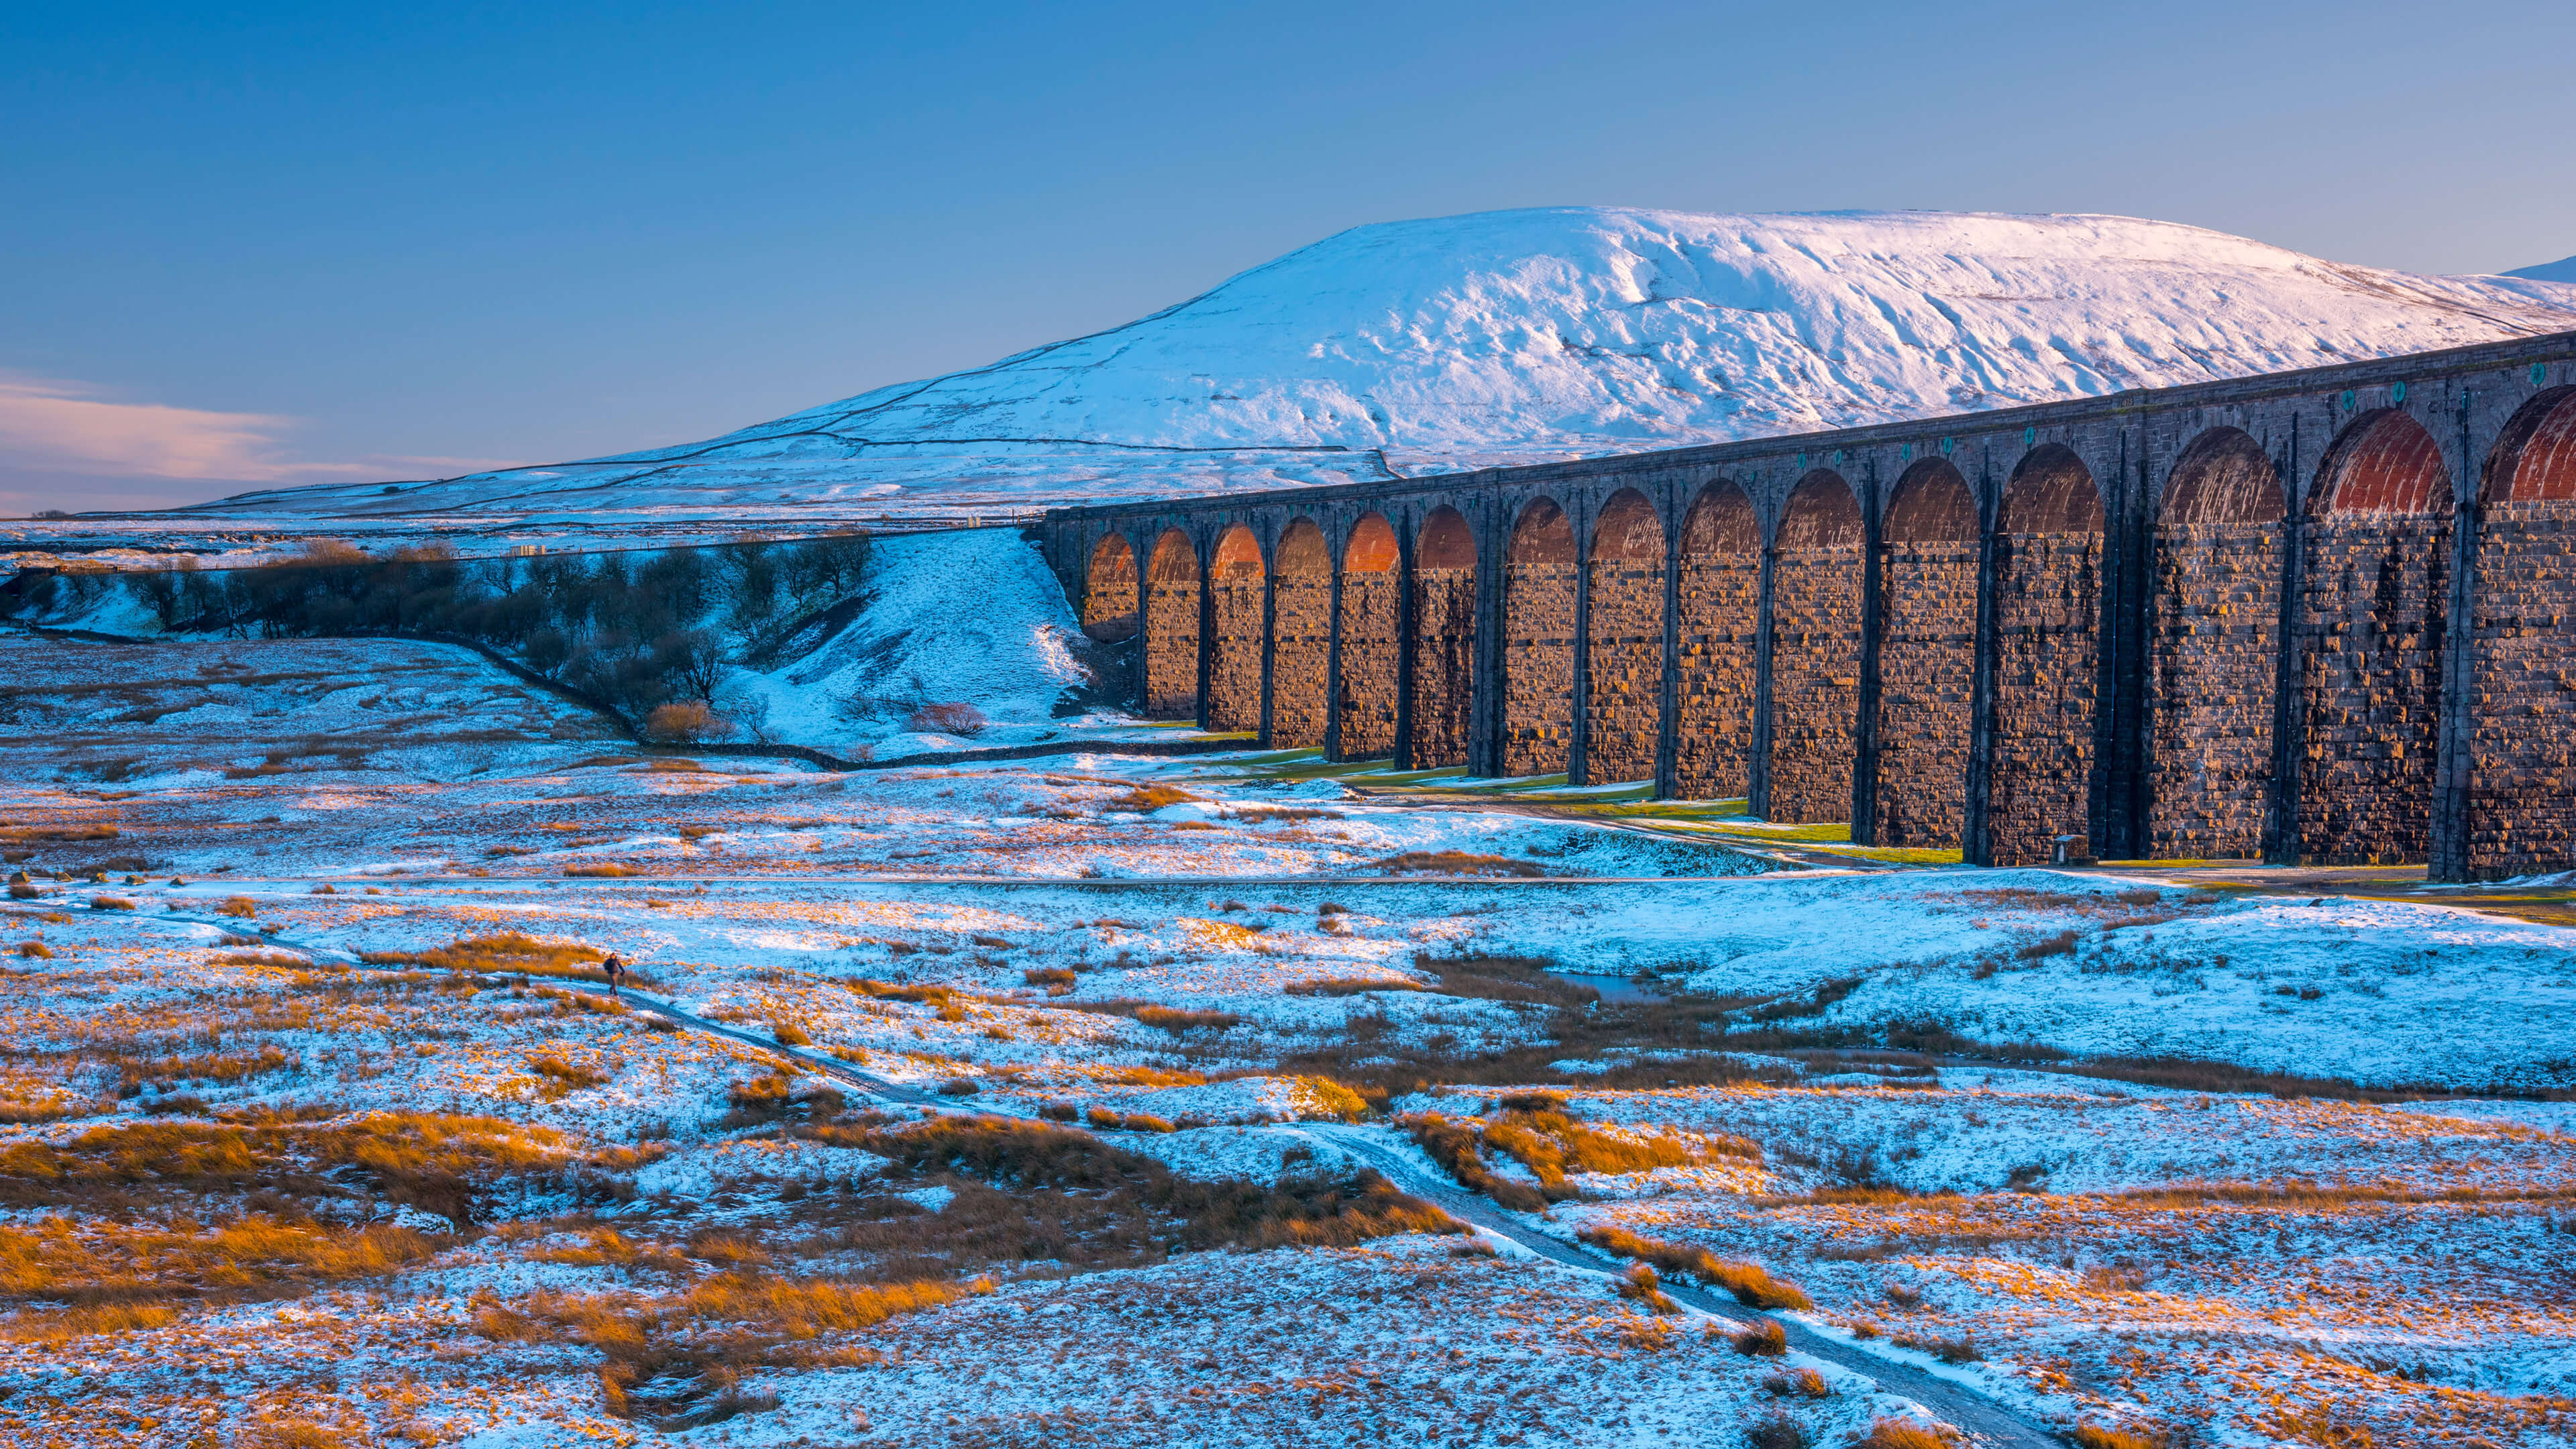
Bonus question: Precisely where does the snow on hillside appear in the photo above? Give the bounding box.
[186,208,2576,525]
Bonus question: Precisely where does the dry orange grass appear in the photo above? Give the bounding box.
[1578,1225,1813,1310]
[358,932,610,981]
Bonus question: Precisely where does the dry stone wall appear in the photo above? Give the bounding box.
[2464,502,2576,876]
[1872,544,1978,846]
[1271,572,1330,747]
[2296,518,2448,865]
[1582,557,1664,783]
[1143,575,1200,719]
[1986,534,2102,865]
[1767,548,1864,822]
[1673,557,1759,799]
[1409,568,1476,767]
[2147,525,2282,859]
[1502,562,1578,777]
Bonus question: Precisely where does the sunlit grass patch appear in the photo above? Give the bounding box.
[358,931,612,981]
[1376,850,1546,877]
[564,862,640,877]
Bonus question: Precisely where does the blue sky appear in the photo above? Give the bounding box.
[5,0,2572,513]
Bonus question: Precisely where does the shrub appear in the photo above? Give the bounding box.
[771,1021,812,1048]
[2015,930,2079,962]
[1084,1106,1120,1129]
[1131,1006,1240,1034]
[1746,1415,1811,1449]
[2072,1428,2155,1449]
[360,932,610,981]
[215,897,258,918]
[1122,1114,1175,1133]
[1099,784,1198,814]
[15,942,50,959]
[1764,1368,1833,1399]
[1732,1320,1788,1356]
[1023,967,1077,989]
[642,701,732,745]
[1894,1329,1981,1364]
[564,863,639,878]
[1615,1261,1678,1313]
[1853,1418,1948,1449]
[89,896,137,912]
[1292,1076,1370,1122]
[1038,1103,1078,1122]
[906,702,988,737]
[936,1078,981,1096]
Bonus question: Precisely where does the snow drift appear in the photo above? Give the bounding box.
[192,208,2576,523]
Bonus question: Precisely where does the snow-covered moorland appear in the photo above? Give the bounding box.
[4,627,2575,1449]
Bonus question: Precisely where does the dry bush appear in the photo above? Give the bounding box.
[89,896,137,912]
[1765,1368,1833,1399]
[1130,1005,1241,1034]
[1285,977,1427,997]
[1746,1415,1811,1449]
[2072,1428,2155,1449]
[809,1116,1462,1251]
[722,1072,845,1126]
[215,896,259,918]
[1732,1320,1788,1356]
[0,1112,573,1226]
[771,1021,812,1047]
[565,862,639,878]
[1615,1261,1679,1313]
[485,845,537,858]
[1578,1225,1813,1309]
[906,702,987,737]
[1375,851,1546,877]
[1892,1328,1981,1364]
[0,1097,80,1125]
[1398,1114,1550,1214]
[0,1215,441,1322]
[527,1055,610,1099]
[358,932,610,981]
[1023,967,1076,993]
[15,941,51,959]
[1854,1418,1949,1449]
[1099,784,1196,813]
[642,701,732,745]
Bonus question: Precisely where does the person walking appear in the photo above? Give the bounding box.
[602,954,625,996]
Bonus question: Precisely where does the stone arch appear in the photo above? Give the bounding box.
[1673,480,1760,799]
[2296,410,2453,865]
[1983,444,2106,865]
[1767,470,1864,822]
[1409,506,1477,767]
[1143,527,1201,720]
[1582,488,1666,784]
[1269,518,1330,748]
[1081,533,1138,642]
[1872,460,1978,847]
[2464,387,2576,876]
[1334,513,1401,759]
[1502,498,1578,776]
[2147,429,2286,860]
[1205,525,1266,733]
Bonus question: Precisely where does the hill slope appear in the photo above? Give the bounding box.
[197,208,2576,523]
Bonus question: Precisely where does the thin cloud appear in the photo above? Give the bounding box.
[0,373,519,487]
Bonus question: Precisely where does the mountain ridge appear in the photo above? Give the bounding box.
[190,207,2576,522]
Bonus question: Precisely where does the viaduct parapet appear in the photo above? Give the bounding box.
[1038,331,2576,882]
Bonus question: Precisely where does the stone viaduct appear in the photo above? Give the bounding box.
[1038,331,2576,882]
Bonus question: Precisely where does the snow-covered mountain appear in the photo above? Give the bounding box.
[195,208,2576,523]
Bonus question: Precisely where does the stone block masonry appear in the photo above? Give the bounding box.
[2296,519,2448,865]
[1872,545,1978,846]
[2148,525,2282,859]
[1502,561,1578,777]
[1582,557,1664,784]
[1673,555,1759,800]
[1336,571,1400,757]
[1207,575,1265,732]
[1143,574,1200,719]
[2463,502,2576,876]
[1271,570,1330,747]
[1985,535,2102,866]
[1409,568,1475,767]
[1767,547,1864,822]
